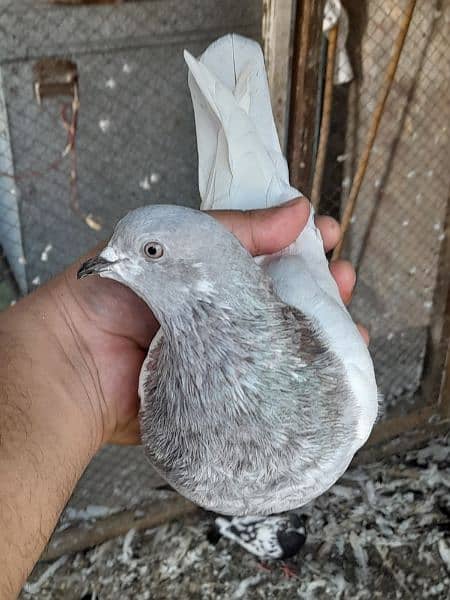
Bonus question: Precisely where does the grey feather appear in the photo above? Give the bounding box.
[86,205,359,516]
[77,33,378,524]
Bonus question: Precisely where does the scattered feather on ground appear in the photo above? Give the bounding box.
[22,436,450,599]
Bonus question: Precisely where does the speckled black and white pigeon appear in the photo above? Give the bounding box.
[208,513,307,560]
[78,35,378,525]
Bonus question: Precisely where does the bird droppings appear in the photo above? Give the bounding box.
[120,528,136,564]
[18,255,27,265]
[84,214,102,232]
[402,220,409,227]
[64,505,116,522]
[342,176,351,189]
[139,177,151,191]
[407,170,416,178]
[21,437,450,599]
[22,556,68,595]
[140,173,161,189]
[98,119,111,133]
[231,575,262,598]
[40,244,53,262]
[123,63,132,74]
[424,300,433,310]
[438,540,450,572]
[105,78,116,89]
[433,223,441,231]
[31,275,40,286]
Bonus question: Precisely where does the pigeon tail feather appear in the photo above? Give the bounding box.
[185,34,298,212]
[184,33,341,304]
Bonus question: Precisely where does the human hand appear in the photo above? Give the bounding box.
[48,198,368,447]
[0,198,368,597]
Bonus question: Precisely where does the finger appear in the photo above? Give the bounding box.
[208,198,310,256]
[329,260,356,305]
[328,262,369,344]
[315,215,341,252]
[357,324,370,346]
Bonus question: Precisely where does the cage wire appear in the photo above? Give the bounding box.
[0,0,449,531]
[318,0,449,414]
[0,0,262,523]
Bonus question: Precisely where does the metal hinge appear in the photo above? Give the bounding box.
[33,58,78,105]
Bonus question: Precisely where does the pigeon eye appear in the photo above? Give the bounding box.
[143,241,164,259]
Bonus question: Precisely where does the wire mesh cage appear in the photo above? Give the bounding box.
[0,0,262,300]
[317,0,449,423]
[286,0,449,451]
[0,0,449,559]
[0,0,263,547]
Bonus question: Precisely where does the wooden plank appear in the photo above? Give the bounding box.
[365,406,436,447]
[423,191,450,415]
[41,493,198,562]
[355,401,450,464]
[47,1,123,5]
[287,0,326,195]
[354,419,450,464]
[262,0,296,150]
[440,346,450,418]
[436,272,450,417]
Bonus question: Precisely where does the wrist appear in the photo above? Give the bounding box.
[0,283,103,594]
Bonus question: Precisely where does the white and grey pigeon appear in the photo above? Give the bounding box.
[78,34,379,555]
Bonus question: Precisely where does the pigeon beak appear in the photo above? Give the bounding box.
[77,255,115,279]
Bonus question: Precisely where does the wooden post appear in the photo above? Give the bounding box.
[41,494,198,562]
[262,0,296,151]
[288,0,326,196]
[310,23,338,208]
[47,1,123,5]
[427,192,450,418]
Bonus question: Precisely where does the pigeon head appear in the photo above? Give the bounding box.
[77,204,258,324]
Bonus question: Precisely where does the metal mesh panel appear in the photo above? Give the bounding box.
[319,0,449,414]
[0,0,448,526]
[0,0,262,518]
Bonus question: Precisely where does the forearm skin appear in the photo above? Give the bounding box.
[0,284,102,598]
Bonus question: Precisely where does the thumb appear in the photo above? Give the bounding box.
[207,197,310,256]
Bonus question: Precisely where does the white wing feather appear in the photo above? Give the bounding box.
[185,34,378,465]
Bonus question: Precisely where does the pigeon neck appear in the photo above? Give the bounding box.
[156,263,274,344]
[158,282,276,385]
